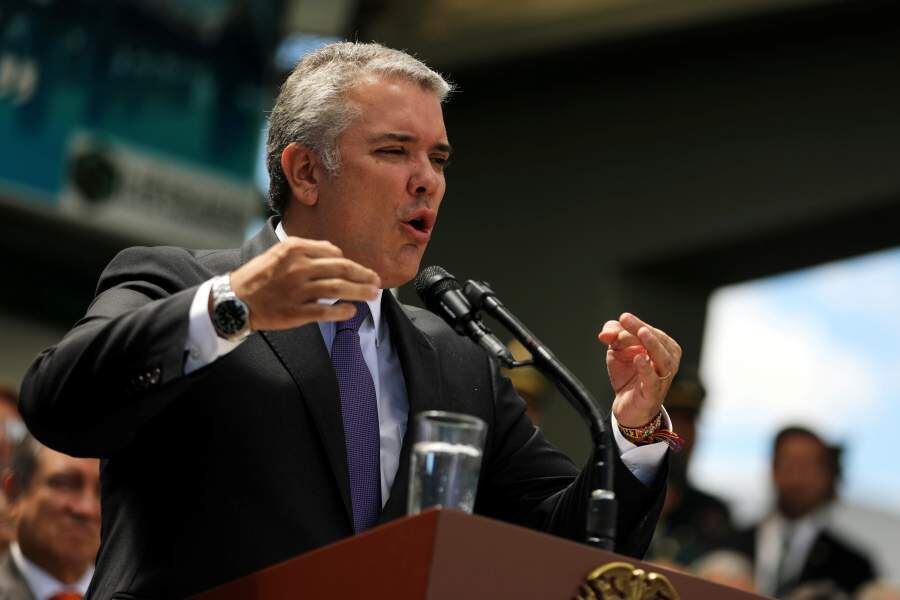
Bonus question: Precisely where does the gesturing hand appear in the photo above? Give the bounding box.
[227,236,381,331]
[597,313,682,428]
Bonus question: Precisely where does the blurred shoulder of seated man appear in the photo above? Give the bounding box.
[0,435,100,600]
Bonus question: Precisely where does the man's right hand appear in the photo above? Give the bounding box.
[222,237,381,331]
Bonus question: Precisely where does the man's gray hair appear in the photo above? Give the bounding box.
[9,433,44,491]
[265,41,453,215]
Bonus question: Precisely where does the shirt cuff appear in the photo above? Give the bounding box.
[610,409,671,487]
[184,278,245,375]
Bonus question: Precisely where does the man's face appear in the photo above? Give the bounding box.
[772,434,833,519]
[14,448,101,574]
[314,76,450,288]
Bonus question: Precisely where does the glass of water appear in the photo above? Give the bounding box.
[407,410,487,515]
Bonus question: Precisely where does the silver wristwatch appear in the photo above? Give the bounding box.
[210,275,251,342]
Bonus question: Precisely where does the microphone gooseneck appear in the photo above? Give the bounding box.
[463,278,618,551]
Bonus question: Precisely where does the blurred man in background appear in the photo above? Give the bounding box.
[0,435,100,599]
[647,370,733,566]
[731,426,876,597]
[0,386,25,471]
[0,385,27,556]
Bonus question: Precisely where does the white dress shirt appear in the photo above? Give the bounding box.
[10,542,93,600]
[184,222,668,492]
[754,509,828,596]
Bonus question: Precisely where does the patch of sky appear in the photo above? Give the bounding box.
[695,245,900,519]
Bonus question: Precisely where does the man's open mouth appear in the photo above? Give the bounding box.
[407,217,428,232]
[402,209,436,237]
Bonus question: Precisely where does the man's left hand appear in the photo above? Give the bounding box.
[598,313,682,427]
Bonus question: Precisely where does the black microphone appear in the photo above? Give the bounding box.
[414,266,514,366]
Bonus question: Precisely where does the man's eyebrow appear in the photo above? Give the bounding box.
[368,132,415,143]
[434,142,453,156]
[368,132,453,155]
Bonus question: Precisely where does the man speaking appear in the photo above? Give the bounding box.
[20,42,681,598]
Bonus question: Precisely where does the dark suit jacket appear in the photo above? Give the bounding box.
[731,523,876,596]
[648,483,734,565]
[20,219,665,599]
[0,553,35,600]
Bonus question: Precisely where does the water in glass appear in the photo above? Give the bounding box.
[408,440,483,514]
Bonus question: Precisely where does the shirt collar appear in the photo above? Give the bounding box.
[10,542,93,600]
[274,221,383,339]
[772,504,830,532]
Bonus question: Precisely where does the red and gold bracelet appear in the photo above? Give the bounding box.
[618,412,663,442]
[617,412,685,452]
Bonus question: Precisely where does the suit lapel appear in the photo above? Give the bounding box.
[238,224,442,527]
[240,217,280,265]
[242,219,352,526]
[798,530,830,582]
[0,552,36,600]
[260,326,352,524]
[378,293,443,523]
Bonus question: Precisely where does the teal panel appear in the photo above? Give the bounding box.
[0,0,273,205]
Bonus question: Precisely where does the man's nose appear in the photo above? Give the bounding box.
[69,488,101,521]
[407,156,441,198]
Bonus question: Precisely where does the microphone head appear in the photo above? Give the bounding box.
[414,265,460,308]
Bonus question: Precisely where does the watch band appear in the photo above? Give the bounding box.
[211,275,234,302]
[210,275,251,342]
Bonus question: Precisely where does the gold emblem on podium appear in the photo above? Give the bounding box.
[575,561,680,600]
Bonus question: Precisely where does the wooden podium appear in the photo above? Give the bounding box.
[195,509,766,599]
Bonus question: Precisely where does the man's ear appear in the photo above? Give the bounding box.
[2,471,21,504]
[280,142,320,207]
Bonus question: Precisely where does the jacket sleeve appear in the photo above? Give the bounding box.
[19,246,215,458]
[474,354,667,557]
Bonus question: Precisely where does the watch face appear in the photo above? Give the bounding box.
[214,298,248,335]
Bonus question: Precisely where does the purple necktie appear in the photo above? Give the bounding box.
[331,301,381,533]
